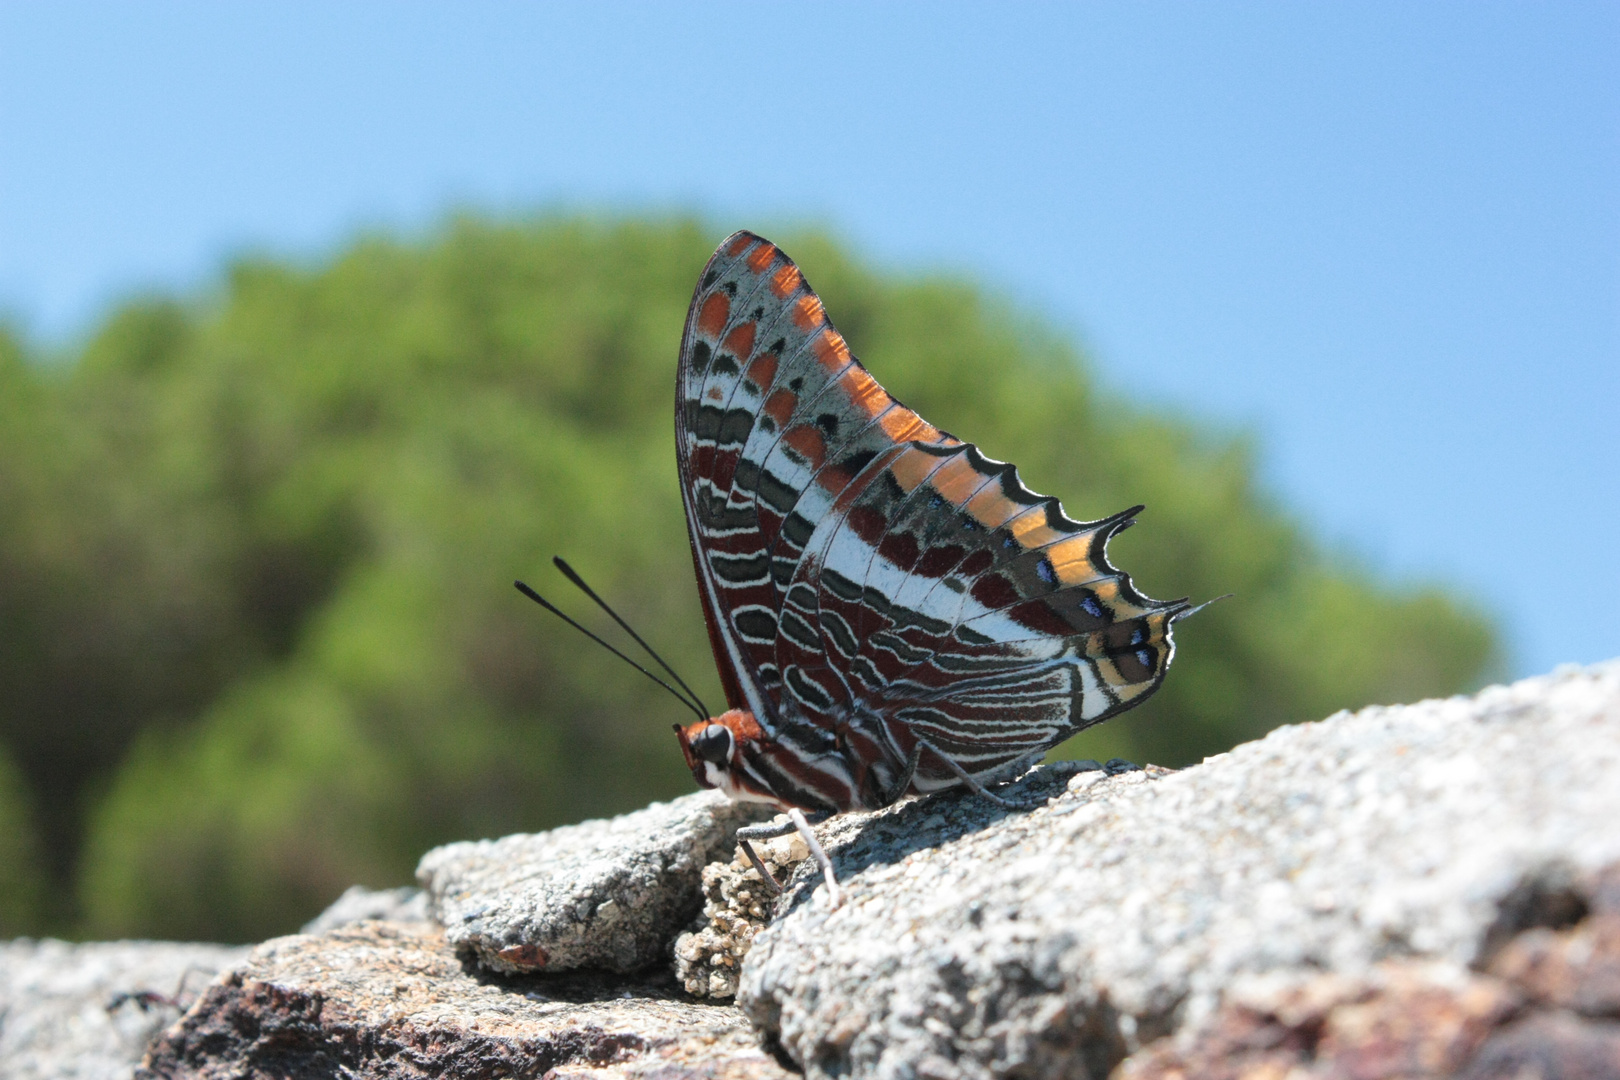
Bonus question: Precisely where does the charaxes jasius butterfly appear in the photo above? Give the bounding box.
[524,231,1197,906]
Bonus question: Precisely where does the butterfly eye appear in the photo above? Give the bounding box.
[691,724,733,765]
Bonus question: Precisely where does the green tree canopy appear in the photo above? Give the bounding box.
[0,218,1497,941]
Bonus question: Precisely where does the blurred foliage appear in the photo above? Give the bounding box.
[0,217,1498,942]
[0,744,44,934]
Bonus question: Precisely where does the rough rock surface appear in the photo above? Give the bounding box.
[1121,959,1526,1080]
[138,921,790,1080]
[1119,867,1620,1080]
[674,834,809,999]
[302,885,431,934]
[739,661,1620,1080]
[0,938,246,1080]
[418,790,775,975]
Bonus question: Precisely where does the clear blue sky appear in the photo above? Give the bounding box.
[2,3,1615,679]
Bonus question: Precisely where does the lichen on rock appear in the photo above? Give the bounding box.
[674,831,809,999]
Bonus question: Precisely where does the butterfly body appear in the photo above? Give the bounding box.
[674,232,1195,820]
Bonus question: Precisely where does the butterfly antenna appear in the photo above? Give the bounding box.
[514,580,708,723]
[550,557,713,719]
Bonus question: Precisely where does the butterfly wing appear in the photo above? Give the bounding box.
[676,231,1189,801]
[676,231,952,730]
[797,443,1190,790]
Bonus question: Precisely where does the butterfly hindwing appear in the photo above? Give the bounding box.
[785,434,1188,786]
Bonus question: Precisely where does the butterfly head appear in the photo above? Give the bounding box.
[675,708,767,798]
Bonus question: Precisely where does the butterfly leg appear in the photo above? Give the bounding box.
[912,736,1019,808]
[735,819,796,894]
[735,811,841,907]
[873,740,925,809]
[788,808,842,909]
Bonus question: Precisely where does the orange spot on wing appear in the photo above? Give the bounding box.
[1046,535,1097,585]
[1007,508,1063,548]
[929,454,984,505]
[889,446,941,492]
[782,424,826,468]
[722,321,756,360]
[698,292,730,337]
[811,328,850,370]
[878,407,942,444]
[817,465,853,494]
[726,234,754,257]
[838,365,892,418]
[792,295,826,331]
[764,388,796,427]
[770,264,802,297]
[747,243,779,272]
[965,487,1021,529]
[745,352,778,391]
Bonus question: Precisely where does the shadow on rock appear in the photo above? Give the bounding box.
[776,759,1136,914]
[454,943,691,1004]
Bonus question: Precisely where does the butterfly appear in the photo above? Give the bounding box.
[520,232,1196,904]
[666,231,1197,902]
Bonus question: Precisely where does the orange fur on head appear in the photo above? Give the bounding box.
[674,709,761,787]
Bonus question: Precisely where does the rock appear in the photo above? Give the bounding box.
[301,884,431,933]
[1485,866,1620,1019]
[738,661,1620,1080]
[138,921,792,1080]
[1115,959,1524,1080]
[1461,1011,1620,1080]
[417,790,776,975]
[1120,883,1620,1080]
[0,938,246,1080]
[674,833,809,999]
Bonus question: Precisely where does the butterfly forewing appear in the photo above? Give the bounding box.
[676,231,1190,804]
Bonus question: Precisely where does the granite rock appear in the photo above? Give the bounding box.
[417,790,775,974]
[1485,879,1620,1019]
[138,921,790,1080]
[1116,959,1525,1080]
[0,938,246,1080]
[302,885,431,934]
[738,661,1620,1080]
[1120,874,1620,1079]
